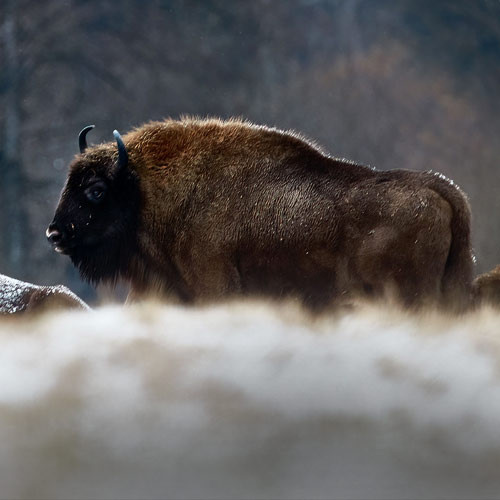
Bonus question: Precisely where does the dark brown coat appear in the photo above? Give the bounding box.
[473,265,500,306]
[48,118,475,310]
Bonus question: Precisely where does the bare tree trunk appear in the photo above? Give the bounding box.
[1,0,25,277]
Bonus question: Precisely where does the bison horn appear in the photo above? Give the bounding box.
[113,130,128,169]
[78,125,95,153]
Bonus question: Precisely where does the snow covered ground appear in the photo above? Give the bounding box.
[0,274,90,313]
[1,300,500,499]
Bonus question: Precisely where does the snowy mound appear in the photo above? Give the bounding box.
[1,301,500,499]
[0,274,90,314]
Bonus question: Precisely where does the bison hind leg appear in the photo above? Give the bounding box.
[355,224,449,310]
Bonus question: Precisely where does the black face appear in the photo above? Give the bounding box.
[47,155,141,285]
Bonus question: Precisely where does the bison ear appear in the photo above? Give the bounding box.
[78,125,95,153]
[113,129,129,172]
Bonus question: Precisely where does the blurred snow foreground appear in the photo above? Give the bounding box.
[1,301,500,500]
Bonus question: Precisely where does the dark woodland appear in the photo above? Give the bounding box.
[1,0,500,303]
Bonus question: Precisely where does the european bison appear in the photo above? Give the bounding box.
[47,118,475,310]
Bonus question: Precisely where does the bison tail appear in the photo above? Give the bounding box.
[473,265,500,306]
[425,173,475,311]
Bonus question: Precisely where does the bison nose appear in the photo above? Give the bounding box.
[46,223,62,246]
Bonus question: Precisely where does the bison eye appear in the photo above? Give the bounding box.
[85,182,107,204]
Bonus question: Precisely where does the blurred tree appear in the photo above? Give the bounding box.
[1,0,499,301]
[0,0,25,277]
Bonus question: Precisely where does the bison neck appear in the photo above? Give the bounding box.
[126,235,193,304]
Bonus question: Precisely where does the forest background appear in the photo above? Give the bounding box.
[1,0,500,302]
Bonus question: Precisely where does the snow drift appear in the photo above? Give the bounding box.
[0,274,90,314]
[1,301,500,499]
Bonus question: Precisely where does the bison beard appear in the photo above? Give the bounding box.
[69,234,134,287]
[68,195,140,287]
[48,117,476,310]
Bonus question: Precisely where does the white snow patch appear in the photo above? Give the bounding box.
[0,301,500,499]
[0,275,28,313]
[0,274,89,314]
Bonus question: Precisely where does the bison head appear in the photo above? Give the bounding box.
[47,126,141,285]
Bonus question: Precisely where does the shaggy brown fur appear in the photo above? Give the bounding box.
[473,265,500,305]
[48,117,475,310]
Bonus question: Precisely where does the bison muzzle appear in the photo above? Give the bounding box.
[47,118,475,310]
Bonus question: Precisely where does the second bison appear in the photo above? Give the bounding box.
[47,118,474,310]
